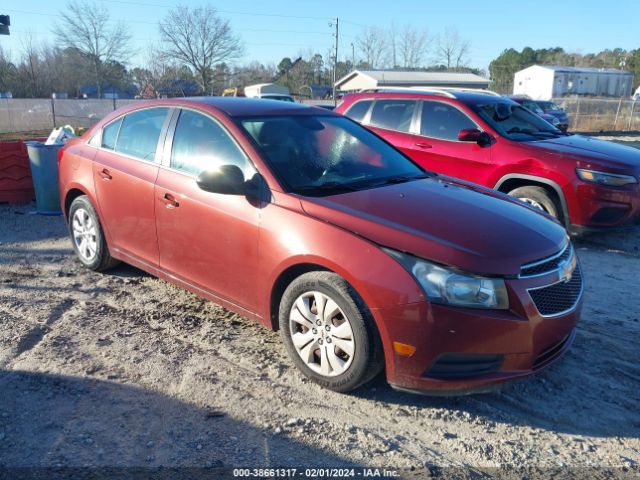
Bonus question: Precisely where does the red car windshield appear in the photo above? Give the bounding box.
[472,103,562,141]
[239,115,428,195]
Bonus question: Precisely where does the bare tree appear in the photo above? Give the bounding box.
[0,45,17,93]
[356,26,387,69]
[435,27,470,70]
[53,0,131,97]
[20,34,42,97]
[159,5,243,94]
[399,26,428,69]
[386,22,398,68]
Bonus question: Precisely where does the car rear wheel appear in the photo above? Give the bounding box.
[68,195,119,271]
[279,272,383,392]
[508,186,562,222]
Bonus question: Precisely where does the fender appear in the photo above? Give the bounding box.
[494,173,570,229]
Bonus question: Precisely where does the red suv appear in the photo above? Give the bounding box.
[59,98,581,394]
[336,89,640,234]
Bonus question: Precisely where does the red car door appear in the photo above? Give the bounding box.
[403,100,493,185]
[154,109,260,312]
[92,107,170,266]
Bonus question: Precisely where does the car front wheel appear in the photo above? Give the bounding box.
[508,186,563,222]
[279,272,383,392]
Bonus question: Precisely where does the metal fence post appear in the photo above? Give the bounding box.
[627,100,637,132]
[51,96,56,129]
[613,97,623,131]
[573,96,581,131]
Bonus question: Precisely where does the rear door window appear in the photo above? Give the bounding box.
[170,109,250,177]
[344,100,373,122]
[115,107,169,161]
[420,101,476,141]
[369,99,417,132]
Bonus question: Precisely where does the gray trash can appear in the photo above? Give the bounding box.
[26,142,62,215]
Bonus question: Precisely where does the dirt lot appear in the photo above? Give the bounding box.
[0,134,639,479]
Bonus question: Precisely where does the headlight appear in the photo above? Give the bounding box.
[576,168,637,186]
[551,117,560,125]
[384,249,509,309]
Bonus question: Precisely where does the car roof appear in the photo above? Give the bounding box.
[343,89,513,106]
[160,96,326,117]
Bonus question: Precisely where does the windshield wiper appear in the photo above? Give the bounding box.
[507,128,561,137]
[294,181,360,195]
[367,173,431,187]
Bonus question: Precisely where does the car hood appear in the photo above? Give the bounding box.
[532,135,640,172]
[300,177,566,276]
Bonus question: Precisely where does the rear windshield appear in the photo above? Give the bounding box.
[238,115,427,195]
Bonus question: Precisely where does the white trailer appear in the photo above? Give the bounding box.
[513,65,633,100]
[243,83,294,102]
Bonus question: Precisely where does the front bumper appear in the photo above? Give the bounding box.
[375,267,582,394]
[571,181,640,229]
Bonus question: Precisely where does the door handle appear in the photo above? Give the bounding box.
[160,193,179,208]
[98,168,112,180]
[415,142,432,149]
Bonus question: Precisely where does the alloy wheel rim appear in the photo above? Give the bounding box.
[289,291,355,377]
[518,197,547,213]
[72,208,98,262]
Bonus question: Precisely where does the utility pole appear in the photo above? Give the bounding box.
[351,43,355,71]
[329,17,339,104]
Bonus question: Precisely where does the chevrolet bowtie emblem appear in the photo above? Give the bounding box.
[558,255,577,283]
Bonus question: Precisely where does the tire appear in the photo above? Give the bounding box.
[508,186,563,222]
[68,195,119,271]
[279,271,384,393]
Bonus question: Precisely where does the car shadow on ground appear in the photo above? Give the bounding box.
[353,348,639,440]
[0,369,359,475]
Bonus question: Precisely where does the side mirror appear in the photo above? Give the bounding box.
[458,128,493,147]
[458,128,483,142]
[196,164,245,195]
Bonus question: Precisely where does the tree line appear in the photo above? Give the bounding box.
[1,1,638,99]
[490,47,640,93]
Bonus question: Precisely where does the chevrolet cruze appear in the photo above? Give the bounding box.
[59,98,583,394]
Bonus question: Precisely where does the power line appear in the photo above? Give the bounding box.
[99,0,333,21]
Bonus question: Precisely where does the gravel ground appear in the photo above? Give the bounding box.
[1,205,639,479]
[0,132,639,479]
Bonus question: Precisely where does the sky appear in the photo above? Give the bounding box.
[1,0,639,74]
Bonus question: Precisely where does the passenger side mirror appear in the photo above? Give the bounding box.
[458,128,493,147]
[196,164,245,195]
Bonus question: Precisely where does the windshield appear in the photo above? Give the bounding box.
[239,115,428,195]
[537,101,561,111]
[472,102,562,141]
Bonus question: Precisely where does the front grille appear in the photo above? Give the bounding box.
[528,264,583,317]
[424,353,504,379]
[521,243,572,277]
[533,330,575,369]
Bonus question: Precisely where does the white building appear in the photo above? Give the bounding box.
[335,70,491,92]
[513,65,633,100]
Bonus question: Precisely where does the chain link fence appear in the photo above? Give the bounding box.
[553,97,640,132]
[0,98,140,134]
[2,96,639,135]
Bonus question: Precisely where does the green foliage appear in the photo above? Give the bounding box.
[490,47,638,94]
